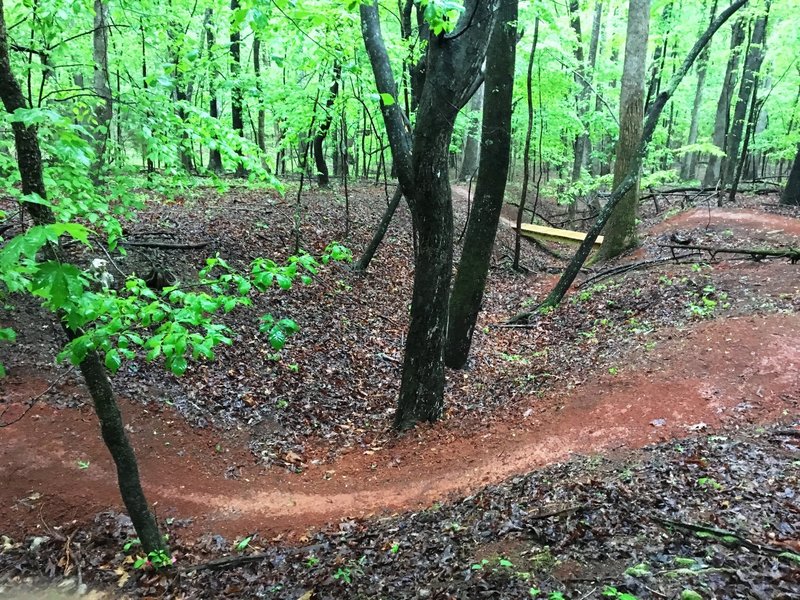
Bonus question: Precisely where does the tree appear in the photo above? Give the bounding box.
[313,63,342,187]
[230,0,246,177]
[721,1,770,196]
[680,0,717,181]
[703,17,746,188]
[91,0,112,176]
[782,144,800,205]
[205,8,223,173]
[446,0,517,370]
[360,0,497,429]
[594,0,650,262]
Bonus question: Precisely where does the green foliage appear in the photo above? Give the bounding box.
[133,549,173,570]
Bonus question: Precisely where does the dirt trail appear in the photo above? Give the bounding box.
[2,313,798,540]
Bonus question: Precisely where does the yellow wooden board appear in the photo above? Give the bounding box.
[518,223,604,247]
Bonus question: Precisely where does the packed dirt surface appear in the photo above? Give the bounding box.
[2,312,797,541]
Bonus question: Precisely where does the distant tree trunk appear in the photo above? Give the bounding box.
[445,0,517,369]
[566,0,587,226]
[92,0,112,175]
[458,83,483,181]
[253,37,266,153]
[229,0,246,177]
[584,0,603,174]
[360,0,496,430]
[595,0,650,262]
[644,0,672,114]
[205,9,223,173]
[0,0,164,555]
[513,18,540,272]
[703,18,744,187]
[721,4,770,196]
[313,63,341,187]
[781,144,800,205]
[681,0,717,181]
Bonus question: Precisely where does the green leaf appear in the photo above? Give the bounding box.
[169,355,188,376]
[379,93,395,106]
[0,327,16,342]
[104,348,122,373]
[268,327,286,350]
[30,261,85,309]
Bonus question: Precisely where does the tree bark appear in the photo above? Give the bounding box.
[721,4,769,195]
[313,63,341,187]
[253,37,265,153]
[781,144,800,205]
[205,8,223,173]
[92,0,112,175]
[513,18,540,272]
[0,0,164,554]
[229,0,246,177]
[703,17,745,187]
[445,0,517,369]
[458,83,483,181]
[360,0,497,430]
[594,0,650,262]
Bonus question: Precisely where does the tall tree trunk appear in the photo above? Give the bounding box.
[513,18,540,272]
[458,83,483,181]
[360,0,496,430]
[644,0,672,114]
[253,37,265,153]
[0,0,164,554]
[92,0,112,176]
[703,17,745,187]
[721,3,770,196]
[229,0,246,177]
[781,144,800,205]
[594,0,650,262]
[567,0,587,225]
[680,0,716,181]
[313,63,341,187]
[445,0,517,369]
[205,8,223,173]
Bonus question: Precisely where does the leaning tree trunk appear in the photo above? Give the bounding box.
[721,4,770,195]
[92,0,112,176]
[445,0,517,370]
[594,0,650,262]
[313,63,342,187]
[0,0,164,554]
[505,0,749,320]
[360,0,496,430]
[781,144,800,205]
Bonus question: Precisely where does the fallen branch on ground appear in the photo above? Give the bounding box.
[119,240,212,250]
[650,516,790,558]
[578,252,698,289]
[660,244,800,263]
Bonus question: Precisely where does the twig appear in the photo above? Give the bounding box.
[0,367,76,427]
[578,253,697,289]
[651,516,787,557]
[660,244,800,263]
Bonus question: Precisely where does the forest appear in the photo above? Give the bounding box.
[0,0,799,597]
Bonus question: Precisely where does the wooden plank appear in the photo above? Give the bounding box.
[518,223,604,247]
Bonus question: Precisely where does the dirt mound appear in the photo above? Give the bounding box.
[2,313,797,541]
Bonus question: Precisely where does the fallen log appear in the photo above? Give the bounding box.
[660,244,800,263]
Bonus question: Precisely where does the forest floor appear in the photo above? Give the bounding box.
[1,182,799,598]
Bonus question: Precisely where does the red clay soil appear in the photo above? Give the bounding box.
[1,313,798,542]
[648,206,800,236]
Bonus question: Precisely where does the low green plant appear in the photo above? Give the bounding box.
[133,549,172,570]
[602,586,639,600]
